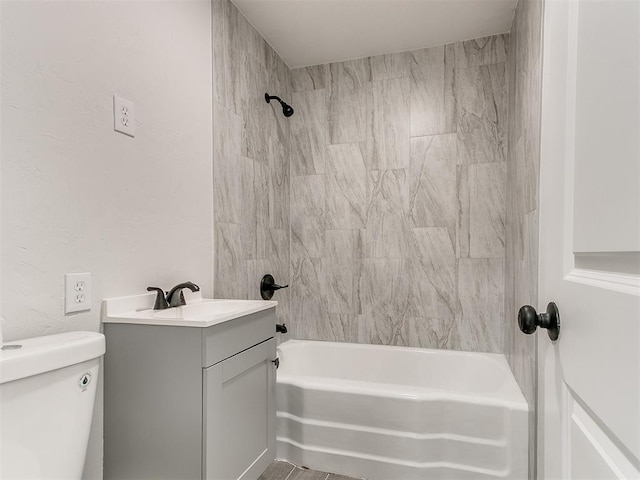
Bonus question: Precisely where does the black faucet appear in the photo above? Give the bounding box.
[166,281,200,307]
[147,287,170,310]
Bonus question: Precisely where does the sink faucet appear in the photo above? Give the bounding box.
[147,287,170,310]
[166,281,200,307]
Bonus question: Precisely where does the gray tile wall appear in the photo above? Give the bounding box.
[212,0,291,330]
[504,0,543,478]
[289,35,509,352]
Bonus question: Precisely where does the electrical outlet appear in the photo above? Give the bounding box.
[65,273,92,314]
[113,95,135,137]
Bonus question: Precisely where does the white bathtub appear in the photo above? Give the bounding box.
[276,340,528,480]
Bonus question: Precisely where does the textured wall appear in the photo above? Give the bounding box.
[289,35,508,352]
[0,2,213,477]
[212,0,291,330]
[504,0,543,478]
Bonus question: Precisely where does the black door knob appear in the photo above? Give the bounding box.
[518,302,560,341]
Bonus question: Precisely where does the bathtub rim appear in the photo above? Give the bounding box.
[276,339,528,409]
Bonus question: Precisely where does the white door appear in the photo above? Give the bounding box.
[537,0,640,478]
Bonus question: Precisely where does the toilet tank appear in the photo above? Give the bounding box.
[0,331,106,480]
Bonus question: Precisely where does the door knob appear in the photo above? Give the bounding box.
[518,302,560,341]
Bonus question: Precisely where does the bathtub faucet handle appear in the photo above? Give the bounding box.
[260,274,289,300]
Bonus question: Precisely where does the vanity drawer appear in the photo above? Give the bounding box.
[202,307,276,367]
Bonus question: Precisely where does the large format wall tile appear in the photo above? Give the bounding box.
[408,228,458,319]
[238,156,257,260]
[212,0,229,108]
[365,169,410,258]
[456,63,507,165]
[213,102,243,223]
[326,143,367,229]
[455,34,509,68]
[402,316,459,349]
[469,162,506,258]
[288,34,510,354]
[291,89,326,176]
[213,0,290,333]
[291,175,325,261]
[291,257,329,340]
[357,258,410,345]
[326,314,358,342]
[291,36,508,351]
[457,258,504,352]
[368,78,411,170]
[243,56,270,162]
[409,44,456,136]
[409,134,457,236]
[371,51,410,81]
[268,228,290,322]
[255,161,270,259]
[456,164,471,258]
[291,65,328,93]
[327,59,372,144]
[215,222,247,299]
[457,162,506,259]
[268,138,290,230]
[323,229,363,315]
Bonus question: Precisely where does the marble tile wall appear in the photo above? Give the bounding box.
[289,34,508,352]
[212,0,291,330]
[504,0,543,478]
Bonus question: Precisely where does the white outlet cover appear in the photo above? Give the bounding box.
[113,94,135,137]
[65,273,92,314]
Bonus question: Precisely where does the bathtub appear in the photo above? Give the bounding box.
[276,340,528,480]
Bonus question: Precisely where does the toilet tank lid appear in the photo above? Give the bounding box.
[0,331,105,385]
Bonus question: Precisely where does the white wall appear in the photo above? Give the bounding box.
[0,1,213,477]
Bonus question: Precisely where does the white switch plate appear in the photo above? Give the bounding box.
[65,273,92,314]
[113,95,135,137]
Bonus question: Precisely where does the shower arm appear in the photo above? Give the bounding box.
[265,93,283,104]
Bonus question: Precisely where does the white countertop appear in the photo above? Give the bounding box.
[102,291,277,328]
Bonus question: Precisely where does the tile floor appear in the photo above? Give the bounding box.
[259,460,361,480]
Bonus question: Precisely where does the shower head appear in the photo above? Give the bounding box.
[282,103,294,118]
[265,93,294,118]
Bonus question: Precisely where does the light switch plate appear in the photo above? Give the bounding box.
[65,273,92,314]
[113,95,135,137]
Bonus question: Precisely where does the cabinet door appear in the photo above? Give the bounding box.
[204,338,276,480]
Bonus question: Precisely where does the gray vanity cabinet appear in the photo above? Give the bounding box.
[104,307,277,480]
[204,338,276,480]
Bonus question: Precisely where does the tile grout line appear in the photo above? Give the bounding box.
[282,464,296,480]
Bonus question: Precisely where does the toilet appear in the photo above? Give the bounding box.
[0,331,105,479]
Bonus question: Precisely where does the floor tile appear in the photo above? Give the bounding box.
[258,460,295,480]
[287,467,329,480]
[261,461,362,480]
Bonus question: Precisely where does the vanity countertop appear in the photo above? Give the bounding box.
[102,292,277,328]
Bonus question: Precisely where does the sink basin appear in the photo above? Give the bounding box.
[102,292,277,328]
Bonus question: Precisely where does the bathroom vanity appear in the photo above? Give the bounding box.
[102,292,277,480]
